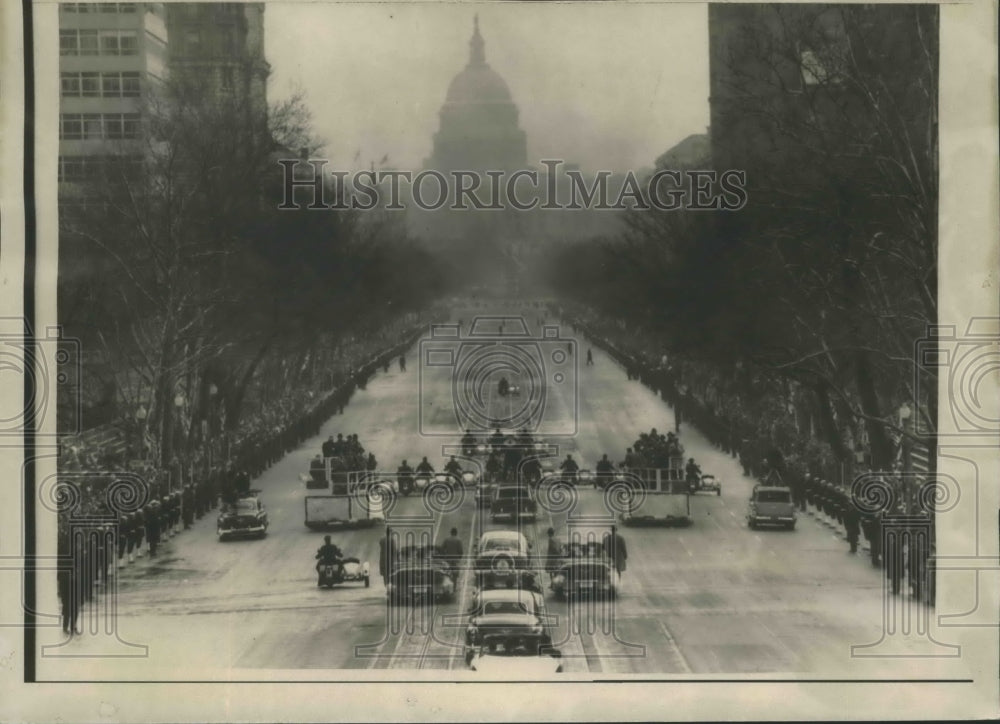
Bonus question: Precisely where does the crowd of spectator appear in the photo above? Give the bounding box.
[565,305,936,605]
[55,315,436,636]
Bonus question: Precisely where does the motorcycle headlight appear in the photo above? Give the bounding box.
[552,574,565,585]
[463,472,475,483]
[442,578,455,592]
[386,583,394,594]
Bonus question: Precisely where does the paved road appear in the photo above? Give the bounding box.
[40,308,961,679]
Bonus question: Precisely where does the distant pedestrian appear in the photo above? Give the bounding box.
[843,503,861,554]
[398,354,406,372]
[439,527,464,573]
[603,529,628,580]
[586,349,594,366]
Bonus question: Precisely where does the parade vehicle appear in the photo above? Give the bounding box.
[463,588,553,664]
[689,473,722,496]
[304,471,389,530]
[466,633,563,675]
[317,556,371,589]
[385,543,457,605]
[549,530,618,600]
[747,485,797,530]
[473,529,534,575]
[217,490,268,541]
[489,484,538,522]
[617,468,692,527]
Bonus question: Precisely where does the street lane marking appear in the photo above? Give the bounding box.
[656,619,693,674]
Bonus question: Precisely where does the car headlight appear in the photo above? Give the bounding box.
[442,578,455,593]
[552,574,565,585]
[386,583,394,594]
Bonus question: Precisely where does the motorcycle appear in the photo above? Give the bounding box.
[317,556,370,588]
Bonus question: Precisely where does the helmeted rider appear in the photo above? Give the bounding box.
[498,376,510,397]
[560,454,580,484]
[315,535,344,581]
[595,454,614,488]
[461,428,477,455]
[416,457,435,476]
[397,459,414,494]
[685,458,701,486]
[444,455,463,480]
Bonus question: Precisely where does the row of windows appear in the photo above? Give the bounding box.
[60,29,138,56]
[58,155,143,182]
[60,113,141,140]
[61,71,141,98]
[61,3,137,13]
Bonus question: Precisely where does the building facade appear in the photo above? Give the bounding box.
[58,2,169,194]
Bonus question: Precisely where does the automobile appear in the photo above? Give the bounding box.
[464,588,553,664]
[473,529,533,572]
[549,534,617,599]
[690,473,722,496]
[489,484,538,522]
[217,491,268,540]
[467,633,563,675]
[385,544,457,605]
[747,485,796,530]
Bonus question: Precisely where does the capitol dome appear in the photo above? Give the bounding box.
[445,65,513,105]
[427,16,527,172]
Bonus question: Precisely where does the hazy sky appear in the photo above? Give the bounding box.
[265,2,710,173]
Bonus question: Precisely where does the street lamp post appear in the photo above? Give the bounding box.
[173,393,185,491]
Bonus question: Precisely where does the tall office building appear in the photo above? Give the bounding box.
[58,2,169,198]
[165,3,269,118]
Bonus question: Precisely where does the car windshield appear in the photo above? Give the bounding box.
[234,500,257,512]
[483,537,519,551]
[756,490,791,503]
[482,600,531,616]
[496,488,526,499]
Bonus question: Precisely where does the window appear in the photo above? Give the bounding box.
[122,114,141,139]
[60,115,83,140]
[58,156,89,182]
[60,73,81,97]
[83,114,103,140]
[81,72,100,97]
[104,115,124,140]
[79,30,99,56]
[99,31,120,55]
[121,72,141,97]
[119,32,138,55]
[222,28,237,55]
[102,74,121,97]
[59,30,76,56]
[220,67,234,93]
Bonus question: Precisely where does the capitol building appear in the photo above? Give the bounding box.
[406,17,626,287]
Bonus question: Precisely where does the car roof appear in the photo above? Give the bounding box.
[755,485,790,492]
[478,588,539,602]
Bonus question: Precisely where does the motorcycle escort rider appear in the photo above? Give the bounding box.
[444,456,463,482]
[489,428,506,450]
[461,428,477,456]
[416,457,435,477]
[560,454,580,484]
[685,458,702,489]
[397,459,415,495]
[498,376,510,397]
[595,454,615,489]
[315,535,344,584]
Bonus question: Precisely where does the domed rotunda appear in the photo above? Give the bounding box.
[426,17,527,172]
